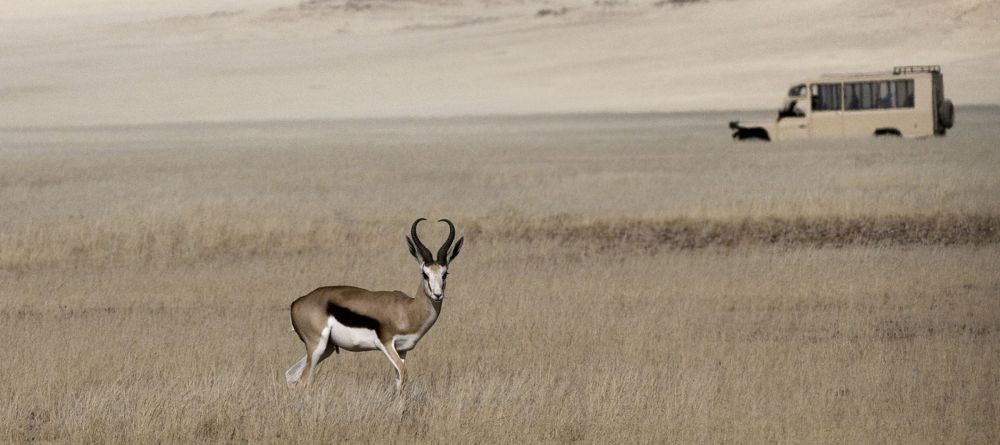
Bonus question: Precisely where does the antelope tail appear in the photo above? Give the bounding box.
[285,355,307,383]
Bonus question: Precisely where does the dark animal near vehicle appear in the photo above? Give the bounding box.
[729,121,770,141]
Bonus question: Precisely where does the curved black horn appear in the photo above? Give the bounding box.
[437,219,456,264]
[410,218,434,263]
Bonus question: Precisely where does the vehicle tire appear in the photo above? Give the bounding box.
[874,128,902,137]
[938,99,954,129]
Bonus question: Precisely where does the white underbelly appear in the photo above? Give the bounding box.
[326,316,379,351]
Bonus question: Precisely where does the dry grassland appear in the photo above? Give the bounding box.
[1,109,998,443]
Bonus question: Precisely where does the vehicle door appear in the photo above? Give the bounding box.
[775,85,810,140]
[809,83,843,138]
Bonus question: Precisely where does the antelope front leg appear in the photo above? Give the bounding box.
[379,341,407,391]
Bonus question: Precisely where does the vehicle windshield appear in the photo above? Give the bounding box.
[787,84,807,98]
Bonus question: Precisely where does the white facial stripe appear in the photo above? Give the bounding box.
[422,264,447,298]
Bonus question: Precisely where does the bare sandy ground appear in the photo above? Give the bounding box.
[3,0,999,127]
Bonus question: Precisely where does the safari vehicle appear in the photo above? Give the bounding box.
[729,65,954,141]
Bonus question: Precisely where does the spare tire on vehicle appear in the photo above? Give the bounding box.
[938,99,954,129]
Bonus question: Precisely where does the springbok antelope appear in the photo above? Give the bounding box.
[285,218,463,390]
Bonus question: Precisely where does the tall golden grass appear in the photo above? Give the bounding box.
[1,111,998,443]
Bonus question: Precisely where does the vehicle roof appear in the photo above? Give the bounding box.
[790,66,940,85]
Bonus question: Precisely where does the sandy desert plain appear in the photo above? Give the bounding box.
[0,107,998,443]
[2,0,1000,443]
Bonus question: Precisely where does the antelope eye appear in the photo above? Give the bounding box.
[422,272,429,280]
[443,272,449,279]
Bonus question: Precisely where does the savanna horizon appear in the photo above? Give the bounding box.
[4,0,1000,127]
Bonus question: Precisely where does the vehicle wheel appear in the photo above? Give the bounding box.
[938,99,954,129]
[874,128,902,137]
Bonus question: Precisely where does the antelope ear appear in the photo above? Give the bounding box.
[406,236,420,262]
[448,237,464,263]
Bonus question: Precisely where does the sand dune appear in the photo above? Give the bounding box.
[2,0,998,126]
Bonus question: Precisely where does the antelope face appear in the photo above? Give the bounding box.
[421,263,448,301]
[407,218,464,302]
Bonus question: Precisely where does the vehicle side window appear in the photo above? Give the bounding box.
[846,83,858,110]
[845,80,914,110]
[811,83,842,111]
[861,82,875,109]
[894,79,915,108]
[788,84,806,97]
[876,81,894,109]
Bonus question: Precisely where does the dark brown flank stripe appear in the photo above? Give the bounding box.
[326,302,381,335]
